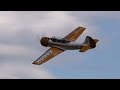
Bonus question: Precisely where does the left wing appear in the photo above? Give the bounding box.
[64,26,86,42]
[32,47,65,65]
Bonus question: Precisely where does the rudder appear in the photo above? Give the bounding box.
[83,36,96,48]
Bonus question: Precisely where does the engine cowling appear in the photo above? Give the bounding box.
[40,37,49,46]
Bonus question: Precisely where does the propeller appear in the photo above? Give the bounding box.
[33,31,50,58]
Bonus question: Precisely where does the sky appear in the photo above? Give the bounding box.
[0,11,120,79]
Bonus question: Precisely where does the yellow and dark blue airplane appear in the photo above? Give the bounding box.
[32,26,99,65]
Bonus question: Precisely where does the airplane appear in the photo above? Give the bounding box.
[32,26,99,65]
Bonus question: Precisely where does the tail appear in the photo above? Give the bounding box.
[80,36,99,52]
[83,36,99,48]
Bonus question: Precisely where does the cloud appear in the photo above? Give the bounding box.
[0,44,36,56]
[0,62,55,79]
[68,11,120,19]
[0,11,99,79]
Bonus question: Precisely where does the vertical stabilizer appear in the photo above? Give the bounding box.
[83,36,97,48]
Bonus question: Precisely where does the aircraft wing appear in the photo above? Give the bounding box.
[32,47,65,65]
[64,26,86,42]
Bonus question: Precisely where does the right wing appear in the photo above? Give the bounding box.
[64,26,86,42]
[32,47,65,65]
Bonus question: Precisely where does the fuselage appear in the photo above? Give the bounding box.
[47,40,84,50]
[40,37,91,51]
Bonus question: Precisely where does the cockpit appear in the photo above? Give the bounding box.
[50,36,70,43]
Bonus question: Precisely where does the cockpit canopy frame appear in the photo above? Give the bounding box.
[51,37,70,43]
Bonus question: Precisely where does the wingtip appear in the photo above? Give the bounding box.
[32,61,41,65]
[32,61,37,65]
[79,26,86,29]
